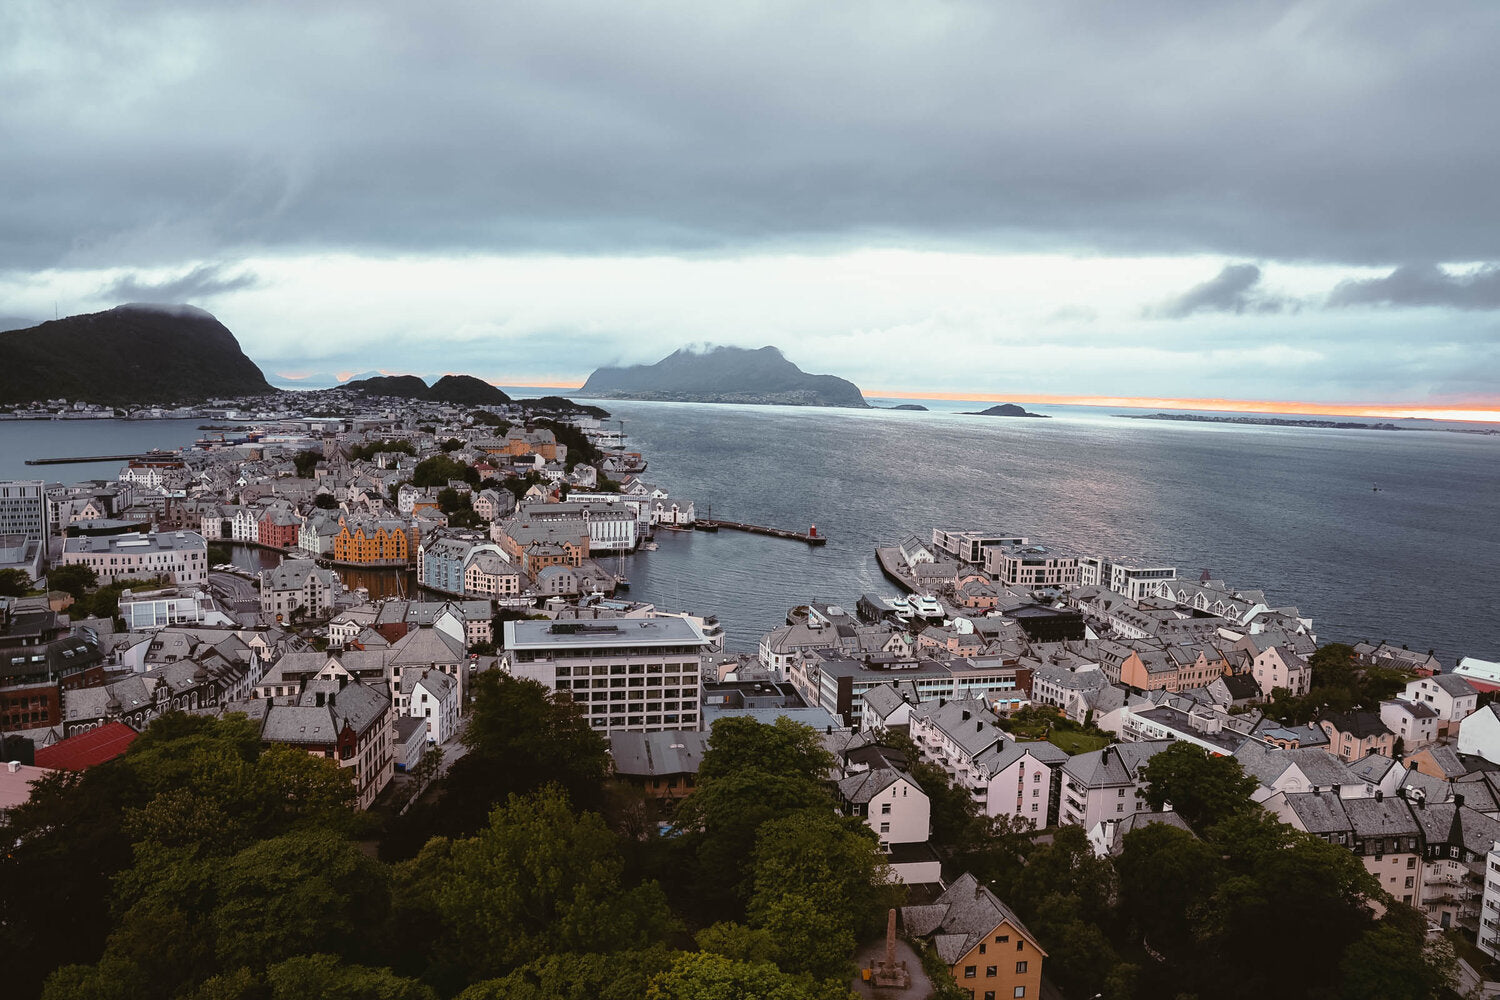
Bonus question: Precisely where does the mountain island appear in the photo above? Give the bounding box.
[579,346,869,408]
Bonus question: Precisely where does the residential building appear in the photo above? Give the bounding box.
[1404,674,1480,735]
[1057,741,1172,829]
[1250,644,1312,699]
[1077,554,1177,600]
[1320,711,1396,763]
[607,730,711,800]
[1353,642,1442,676]
[60,530,208,586]
[1459,705,1500,766]
[902,873,1046,1000]
[332,515,412,566]
[504,618,710,732]
[1411,799,1500,932]
[908,698,1066,828]
[259,559,341,622]
[1380,699,1441,750]
[1455,657,1500,693]
[837,758,931,849]
[259,677,394,810]
[1,597,106,729]
[983,542,1079,589]
[401,668,459,743]
[930,529,1027,565]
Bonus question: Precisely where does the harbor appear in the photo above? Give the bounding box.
[695,517,827,546]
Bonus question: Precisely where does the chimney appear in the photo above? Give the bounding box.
[976,720,983,732]
[1375,790,1383,802]
[962,710,971,722]
[315,691,325,707]
[6,761,19,774]
[1455,792,1465,808]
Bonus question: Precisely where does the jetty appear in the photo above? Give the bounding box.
[26,452,174,466]
[695,518,827,546]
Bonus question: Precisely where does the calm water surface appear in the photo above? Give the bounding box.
[3,407,1495,662]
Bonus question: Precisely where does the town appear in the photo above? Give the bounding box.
[1,388,1494,1000]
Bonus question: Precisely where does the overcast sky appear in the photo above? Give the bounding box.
[3,0,1499,408]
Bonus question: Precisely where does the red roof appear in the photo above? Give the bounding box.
[34,722,138,771]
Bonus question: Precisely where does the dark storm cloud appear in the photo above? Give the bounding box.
[1150,263,1291,318]
[3,1,1500,268]
[1327,264,1500,310]
[101,263,261,302]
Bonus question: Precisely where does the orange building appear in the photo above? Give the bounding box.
[333,515,413,566]
[903,873,1046,1000]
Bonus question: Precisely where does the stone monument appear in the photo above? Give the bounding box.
[870,907,911,988]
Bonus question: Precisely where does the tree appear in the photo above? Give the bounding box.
[1337,923,1453,1000]
[440,438,464,452]
[412,455,478,488]
[404,787,674,986]
[1115,822,1222,961]
[293,449,322,478]
[210,828,391,970]
[1139,742,1258,831]
[265,954,437,1000]
[388,673,610,851]
[48,562,98,598]
[674,718,837,921]
[314,492,341,509]
[645,952,858,1000]
[746,810,901,980]
[1198,811,1382,1000]
[0,567,35,595]
[455,948,676,1000]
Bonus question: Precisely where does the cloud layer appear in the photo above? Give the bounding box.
[2,1,1499,405]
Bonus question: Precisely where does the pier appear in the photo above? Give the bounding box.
[695,518,827,546]
[26,450,177,466]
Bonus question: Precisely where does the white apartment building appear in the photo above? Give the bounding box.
[1404,674,1480,735]
[908,699,1068,828]
[504,618,710,732]
[837,766,930,848]
[983,542,1080,588]
[1077,555,1177,601]
[61,530,208,586]
[930,529,1027,565]
[1057,741,1172,829]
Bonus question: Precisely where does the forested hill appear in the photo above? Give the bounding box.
[0,304,272,404]
[580,345,870,407]
[343,373,512,405]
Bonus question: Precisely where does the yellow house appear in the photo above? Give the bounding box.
[902,873,1046,1000]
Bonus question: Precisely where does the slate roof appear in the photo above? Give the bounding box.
[837,767,914,805]
[1430,673,1479,697]
[909,699,1004,759]
[1062,741,1173,789]
[388,627,465,665]
[1343,795,1423,839]
[901,872,1045,966]
[1280,790,1351,835]
[1103,810,1195,855]
[607,730,711,777]
[1234,744,1358,790]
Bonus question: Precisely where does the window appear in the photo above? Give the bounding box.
[1016,961,1028,973]
[985,965,997,977]
[985,993,996,1000]
[881,802,892,814]
[964,966,976,978]
[880,822,890,833]
[995,935,1009,944]
[1014,989,1026,999]
[1408,857,1418,869]
[1016,940,1023,952]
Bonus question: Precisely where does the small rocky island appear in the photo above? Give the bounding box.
[964,403,1049,418]
[580,345,869,408]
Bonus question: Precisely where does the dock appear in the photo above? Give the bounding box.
[695,518,827,546]
[25,452,174,466]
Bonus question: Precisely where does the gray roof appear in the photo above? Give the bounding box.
[1343,794,1423,839]
[1104,810,1195,855]
[389,626,465,665]
[1234,744,1357,790]
[1062,741,1173,789]
[1430,673,1479,697]
[260,559,337,593]
[607,730,710,777]
[1280,790,1351,835]
[901,872,1043,966]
